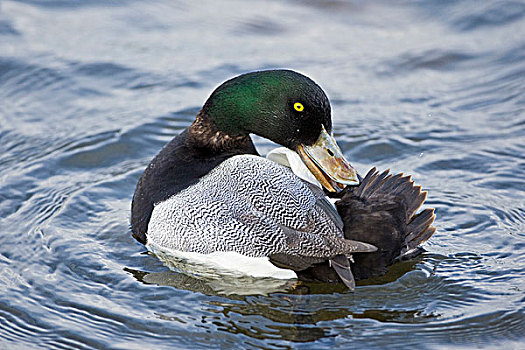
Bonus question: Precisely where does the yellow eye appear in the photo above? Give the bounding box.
[293,102,304,112]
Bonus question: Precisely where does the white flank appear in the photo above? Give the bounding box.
[147,241,297,280]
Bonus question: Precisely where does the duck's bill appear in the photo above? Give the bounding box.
[297,126,359,192]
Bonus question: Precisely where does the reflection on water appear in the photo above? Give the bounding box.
[126,249,426,297]
[125,261,440,343]
[125,264,296,297]
[1,0,524,348]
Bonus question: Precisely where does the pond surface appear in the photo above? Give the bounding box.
[1,0,524,348]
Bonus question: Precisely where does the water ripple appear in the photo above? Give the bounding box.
[1,0,524,348]
[452,1,525,31]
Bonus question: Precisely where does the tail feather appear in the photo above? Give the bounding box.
[296,167,436,285]
[398,225,436,259]
[378,173,404,194]
[356,168,389,197]
[403,208,436,250]
[372,173,429,226]
[338,167,436,280]
[406,188,427,220]
[354,168,375,197]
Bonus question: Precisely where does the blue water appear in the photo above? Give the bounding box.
[1,0,524,348]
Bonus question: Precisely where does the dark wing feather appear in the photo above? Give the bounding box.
[330,254,356,290]
[269,253,325,271]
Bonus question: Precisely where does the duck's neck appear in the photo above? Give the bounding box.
[187,111,257,155]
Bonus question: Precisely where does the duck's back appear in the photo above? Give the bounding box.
[147,155,342,257]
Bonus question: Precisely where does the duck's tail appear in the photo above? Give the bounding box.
[295,167,436,285]
[335,167,436,280]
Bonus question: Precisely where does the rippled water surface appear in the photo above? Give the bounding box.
[1,0,524,348]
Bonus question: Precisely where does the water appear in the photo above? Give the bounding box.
[1,0,524,348]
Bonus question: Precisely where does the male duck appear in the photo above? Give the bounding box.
[131,70,435,290]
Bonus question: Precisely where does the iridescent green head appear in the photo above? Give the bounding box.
[199,69,358,192]
[201,69,332,149]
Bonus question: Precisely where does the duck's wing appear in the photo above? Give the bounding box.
[237,204,376,262]
[264,183,375,290]
[299,183,361,290]
[238,199,375,291]
[225,156,376,289]
[264,150,366,289]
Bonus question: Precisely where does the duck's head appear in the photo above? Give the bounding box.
[196,69,359,192]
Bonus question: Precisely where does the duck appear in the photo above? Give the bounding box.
[131,69,436,290]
